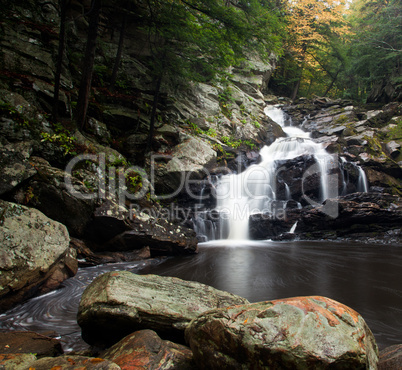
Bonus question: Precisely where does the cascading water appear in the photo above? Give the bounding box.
[195,105,369,242]
[214,106,337,241]
[357,166,369,192]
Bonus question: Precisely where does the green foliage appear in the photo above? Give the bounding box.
[108,156,128,168]
[188,121,203,135]
[218,86,235,118]
[125,170,143,194]
[320,0,401,101]
[221,135,241,148]
[40,132,77,156]
[140,0,285,88]
[205,128,217,137]
[242,139,256,150]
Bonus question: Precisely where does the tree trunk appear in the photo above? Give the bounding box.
[53,0,67,122]
[75,0,101,130]
[109,13,127,90]
[323,69,340,97]
[146,74,163,152]
[291,77,301,101]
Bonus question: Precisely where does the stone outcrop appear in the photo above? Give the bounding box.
[283,99,402,195]
[9,156,97,238]
[0,200,76,312]
[185,296,379,369]
[153,135,217,195]
[102,330,194,370]
[0,141,36,195]
[85,199,198,256]
[77,271,249,346]
[250,192,402,242]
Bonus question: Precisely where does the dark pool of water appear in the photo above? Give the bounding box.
[0,240,401,351]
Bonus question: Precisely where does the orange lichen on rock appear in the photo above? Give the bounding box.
[271,296,360,327]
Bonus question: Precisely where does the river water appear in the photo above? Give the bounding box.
[1,240,401,352]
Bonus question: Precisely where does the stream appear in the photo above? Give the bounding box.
[1,240,401,352]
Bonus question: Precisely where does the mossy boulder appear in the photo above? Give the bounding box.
[185,296,379,369]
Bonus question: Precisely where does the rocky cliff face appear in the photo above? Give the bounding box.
[283,98,402,195]
[244,97,402,243]
[0,0,281,308]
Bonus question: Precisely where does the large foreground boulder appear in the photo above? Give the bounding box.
[185,296,379,369]
[102,330,194,369]
[77,271,249,346]
[379,344,402,369]
[0,200,75,312]
[27,355,121,370]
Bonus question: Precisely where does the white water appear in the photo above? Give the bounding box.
[357,166,369,192]
[215,106,336,241]
[289,221,298,233]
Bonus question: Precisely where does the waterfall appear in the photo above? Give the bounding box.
[339,157,369,194]
[289,221,298,233]
[357,166,369,192]
[214,105,336,241]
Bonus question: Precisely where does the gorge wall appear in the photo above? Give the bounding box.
[0,0,283,310]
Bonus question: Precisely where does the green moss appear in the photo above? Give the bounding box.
[364,136,386,156]
[334,114,349,125]
[387,118,402,140]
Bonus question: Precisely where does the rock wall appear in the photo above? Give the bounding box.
[0,0,280,308]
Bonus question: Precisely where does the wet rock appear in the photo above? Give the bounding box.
[378,344,402,369]
[250,193,402,242]
[0,200,73,312]
[9,156,97,238]
[27,355,121,369]
[185,296,379,369]
[0,141,36,195]
[85,199,130,244]
[154,136,216,194]
[77,271,249,347]
[0,331,63,358]
[71,237,151,267]
[102,330,194,370]
[86,200,198,256]
[365,167,402,193]
[275,154,320,201]
[0,353,36,369]
[345,134,369,146]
